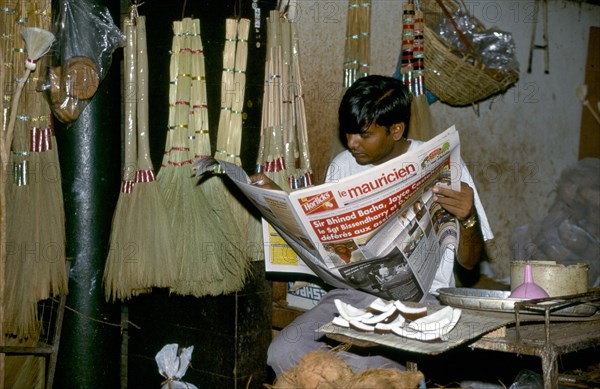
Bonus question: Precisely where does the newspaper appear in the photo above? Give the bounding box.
[195,126,462,302]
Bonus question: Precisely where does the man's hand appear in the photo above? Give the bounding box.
[432,181,482,270]
[431,181,475,221]
[249,173,282,190]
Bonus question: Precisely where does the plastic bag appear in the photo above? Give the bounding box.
[41,0,125,123]
[508,369,543,389]
[155,344,198,389]
[511,158,600,287]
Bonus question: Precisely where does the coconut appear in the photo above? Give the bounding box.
[271,367,298,389]
[294,350,354,389]
[346,368,424,389]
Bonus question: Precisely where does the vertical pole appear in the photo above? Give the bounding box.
[53,0,122,387]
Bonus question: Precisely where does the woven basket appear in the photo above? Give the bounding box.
[421,0,519,106]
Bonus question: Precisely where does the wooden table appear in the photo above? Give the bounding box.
[321,301,600,388]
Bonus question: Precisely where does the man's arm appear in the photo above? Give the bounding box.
[249,172,282,190]
[432,182,484,269]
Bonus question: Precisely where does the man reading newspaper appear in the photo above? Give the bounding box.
[251,75,493,376]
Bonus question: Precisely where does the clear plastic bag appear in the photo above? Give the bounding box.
[155,344,198,389]
[508,369,543,389]
[40,0,125,123]
[511,158,600,287]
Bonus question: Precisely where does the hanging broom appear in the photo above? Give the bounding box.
[3,5,59,384]
[189,18,211,160]
[259,11,288,190]
[343,0,371,88]
[103,16,140,301]
[280,18,296,189]
[407,3,433,141]
[2,26,55,339]
[128,14,177,294]
[223,18,250,166]
[290,19,313,189]
[173,17,252,297]
[214,18,238,162]
[158,19,219,298]
[169,17,249,297]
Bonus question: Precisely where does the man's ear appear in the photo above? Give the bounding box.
[391,123,405,141]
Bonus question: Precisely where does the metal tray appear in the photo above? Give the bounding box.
[437,288,598,317]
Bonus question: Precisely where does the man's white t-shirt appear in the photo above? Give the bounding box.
[325,140,494,295]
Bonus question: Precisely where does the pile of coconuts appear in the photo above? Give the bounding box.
[269,350,424,389]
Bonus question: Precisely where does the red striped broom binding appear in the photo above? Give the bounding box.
[403,0,433,141]
[104,12,176,301]
[257,9,312,192]
[343,0,371,88]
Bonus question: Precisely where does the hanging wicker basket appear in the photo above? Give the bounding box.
[422,0,519,106]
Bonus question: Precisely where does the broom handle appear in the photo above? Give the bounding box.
[434,0,476,55]
[124,18,137,181]
[136,15,152,171]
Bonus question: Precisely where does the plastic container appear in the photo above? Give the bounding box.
[509,264,549,299]
[510,261,589,297]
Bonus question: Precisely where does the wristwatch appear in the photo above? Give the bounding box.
[460,213,478,229]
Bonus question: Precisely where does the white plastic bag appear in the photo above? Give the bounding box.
[155,344,198,389]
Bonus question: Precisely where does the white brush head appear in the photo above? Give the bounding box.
[21,27,55,71]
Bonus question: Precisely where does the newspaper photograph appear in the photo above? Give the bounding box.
[195,125,462,302]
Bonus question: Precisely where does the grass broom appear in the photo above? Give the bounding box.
[3,4,58,384]
[158,19,219,298]
[214,19,237,162]
[2,26,55,339]
[129,14,177,293]
[23,0,67,305]
[170,18,248,297]
[224,18,250,166]
[173,17,252,297]
[103,16,139,301]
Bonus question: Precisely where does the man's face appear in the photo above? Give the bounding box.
[346,123,396,165]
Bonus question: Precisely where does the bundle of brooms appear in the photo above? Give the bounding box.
[160,18,250,297]
[2,11,65,342]
[190,17,253,296]
[103,13,176,301]
[257,10,312,192]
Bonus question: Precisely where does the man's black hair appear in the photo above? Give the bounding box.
[338,75,412,144]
